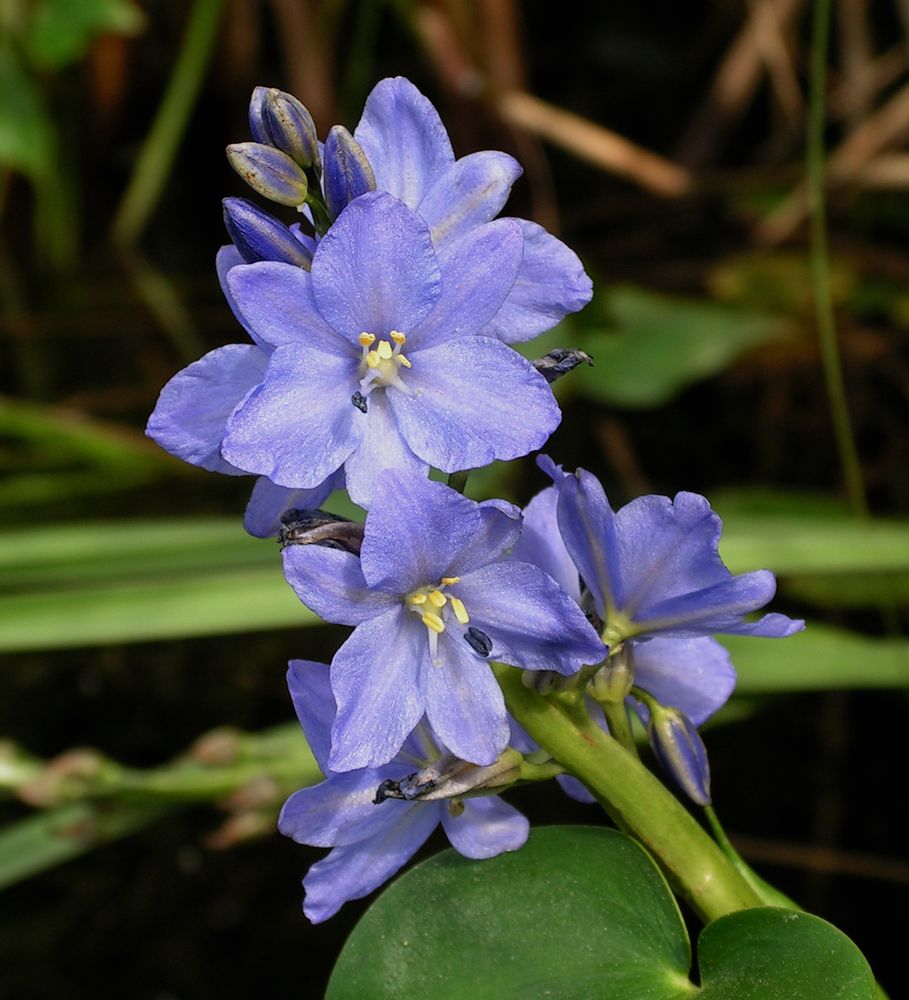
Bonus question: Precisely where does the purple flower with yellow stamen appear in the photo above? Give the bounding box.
[279,659,529,923]
[282,471,607,771]
[147,192,560,507]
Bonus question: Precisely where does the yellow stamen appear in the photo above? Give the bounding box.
[440,576,460,585]
[358,332,375,347]
[421,612,445,634]
[365,350,381,369]
[390,330,406,345]
[428,590,447,608]
[377,340,394,360]
[407,593,428,606]
[398,354,412,368]
[450,597,469,624]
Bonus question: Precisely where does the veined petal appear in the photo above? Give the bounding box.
[360,472,482,593]
[447,499,523,576]
[408,219,523,350]
[216,245,259,343]
[480,220,593,343]
[389,337,560,472]
[634,570,793,637]
[282,545,396,625]
[226,261,349,353]
[553,468,623,618]
[286,659,336,771]
[342,392,428,509]
[631,637,736,727]
[417,151,522,247]
[279,765,413,847]
[222,343,363,488]
[301,804,440,923]
[441,796,529,859]
[421,630,509,766]
[329,608,426,771]
[146,344,268,474]
[512,485,581,602]
[615,492,730,619]
[354,77,454,209]
[243,471,340,538]
[311,192,441,338]
[456,560,607,674]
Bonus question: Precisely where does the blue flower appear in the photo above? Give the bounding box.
[148,193,560,506]
[512,459,804,799]
[279,659,529,923]
[282,471,607,771]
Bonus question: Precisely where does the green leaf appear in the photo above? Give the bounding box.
[327,827,874,1000]
[23,0,145,70]
[724,624,909,692]
[576,286,791,408]
[0,48,53,178]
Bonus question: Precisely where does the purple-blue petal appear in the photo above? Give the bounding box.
[282,544,396,625]
[216,245,260,343]
[441,796,529,859]
[222,343,362,488]
[512,485,581,602]
[389,337,561,472]
[243,471,340,538]
[557,774,597,804]
[311,192,441,338]
[329,609,426,771]
[480,220,593,343]
[408,219,523,350]
[455,560,607,674]
[301,803,440,923]
[354,77,454,209]
[421,629,510,765]
[360,472,483,592]
[286,659,336,771]
[146,344,268,474]
[447,498,523,577]
[417,151,522,247]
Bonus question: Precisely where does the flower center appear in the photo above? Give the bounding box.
[357,330,412,397]
[404,576,470,666]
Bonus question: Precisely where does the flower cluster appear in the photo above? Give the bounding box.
[146,77,804,922]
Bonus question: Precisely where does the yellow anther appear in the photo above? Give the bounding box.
[450,597,469,625]
[440,576,460,586]
[428,590,447,608]
[398,354,412,368]
[421,612,445,634]
[407,593,428,606]
[358,332,375,347]
[390,330,407,345]
[377,340,394,361]
[365,350,381,369]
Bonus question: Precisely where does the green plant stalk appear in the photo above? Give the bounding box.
[599,698,639,756]
[110,0,226,247]
[807,0,867,517]
[495,664,764,923]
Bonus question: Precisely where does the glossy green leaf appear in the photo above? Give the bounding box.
[327,826,873,999]
[575,286,792,408]
[723,624,909,692]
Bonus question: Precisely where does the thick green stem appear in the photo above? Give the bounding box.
[496,664,763,923]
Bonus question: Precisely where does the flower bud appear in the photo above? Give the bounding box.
[247,86,272,144]
[278,508,363,555]
[222,197,313,269]
[521,669,560,694]
[226,142,308,209]
[323,125,376,220]
[262,89,320,170]
[647,705,711,806]
[590,646,633,704]
[531,348,594,384]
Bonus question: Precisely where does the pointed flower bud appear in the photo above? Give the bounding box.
[262,89,320,170]
[222,198,313,268]
[531,348,594,384]
[278,508,363,555]
[647,705,711,806]
[226,142,308,209]
[247,86,272,144]
[590,645,634,704]
[323,125,376,220]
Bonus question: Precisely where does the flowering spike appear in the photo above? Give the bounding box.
[222,198,312,268]
[647,704,712,806]
[323,125,376,220]
[226,142,309,209]
[261,88,320,170]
